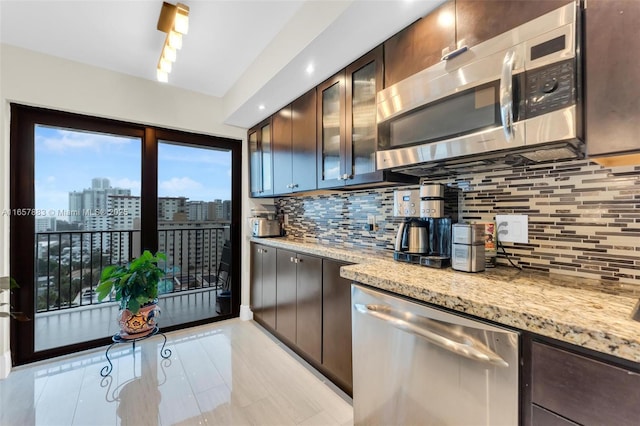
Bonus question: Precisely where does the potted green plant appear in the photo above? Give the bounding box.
[96,250,166,339]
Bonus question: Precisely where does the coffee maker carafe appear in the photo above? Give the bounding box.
[394,218,428,254]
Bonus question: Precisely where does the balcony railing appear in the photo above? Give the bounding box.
[35,226,230,313]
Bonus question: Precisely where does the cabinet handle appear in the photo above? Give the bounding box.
[263,249,267,253]
[258,249,262,253]
[297,258,302,264]
[441,44,469,61]
[290,257,295,263]
[292,183,298,188]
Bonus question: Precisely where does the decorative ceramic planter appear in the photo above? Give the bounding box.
[118,302,159,339]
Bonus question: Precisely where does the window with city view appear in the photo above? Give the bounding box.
[34,125,142,350]
[11,104,241,364]
[156,141,232,326]
[31,127,233,350]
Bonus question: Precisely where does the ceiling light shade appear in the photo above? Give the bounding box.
[168,31,183,50]
[157,2,189,34]
[157,69,169,83]
[162,44,177,62]
[174,4,190,34]
[156,2,189,83]
[159,58,172,73]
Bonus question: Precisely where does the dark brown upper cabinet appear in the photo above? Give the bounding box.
[318,46,393,189]
[272,88,317,195]
[384,1,456,87]
[455,0,571,50]
[585,0,640,164]
[248,118,273,198]
[317,71,346,189]
[272,105,293,195]
[384,0,571,88]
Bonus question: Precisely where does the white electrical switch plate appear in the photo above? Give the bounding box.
[495,214,529,244]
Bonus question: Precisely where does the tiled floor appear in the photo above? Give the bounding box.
[35,288,226,351]
[1,319,353,426]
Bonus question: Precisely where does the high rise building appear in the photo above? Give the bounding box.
[108,195,141,263]
[158,197,187,221]
[35,217,57,233]
[187,201,207,221]
[207,199,224,220]
[68,192,83,225]
[222,200,232,221]
[67,177,131,229]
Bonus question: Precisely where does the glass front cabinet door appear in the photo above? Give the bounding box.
[317,46,383,189]
[248,118,273,197]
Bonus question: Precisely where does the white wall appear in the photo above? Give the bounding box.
[0,44,251,378]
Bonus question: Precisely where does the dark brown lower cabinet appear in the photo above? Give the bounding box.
[250,243,276,329]
[275,249,323,363]
[322,259,353,394]
[251,246,353,395]
[528,340,640,426]
[275,249,298,344]
[295,253,322,363]
[531,406,578,426]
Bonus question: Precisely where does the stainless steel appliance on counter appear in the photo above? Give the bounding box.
[250,206,282,237]
[352,284,519,425]
[251,217,281,237]
[452,223,486,272]
[376,2,582,177]
[393,184,460,268]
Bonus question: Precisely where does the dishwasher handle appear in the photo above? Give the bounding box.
[354,303,509,368]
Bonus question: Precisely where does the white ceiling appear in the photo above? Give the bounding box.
[0,0,445,128]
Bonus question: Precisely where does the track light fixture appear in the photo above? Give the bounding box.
[156,2,189,82]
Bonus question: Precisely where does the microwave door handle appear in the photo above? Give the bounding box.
[354,303,509,367]
[500,50,515,141]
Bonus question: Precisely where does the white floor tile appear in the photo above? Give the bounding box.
[1,319,353,426]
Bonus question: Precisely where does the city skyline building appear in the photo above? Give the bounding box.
[68,177,130,228]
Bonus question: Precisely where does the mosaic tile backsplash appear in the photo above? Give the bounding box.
[277,159,640,285]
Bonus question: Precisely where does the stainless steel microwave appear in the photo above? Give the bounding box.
[376,2,583,177]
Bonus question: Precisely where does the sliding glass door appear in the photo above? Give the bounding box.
[156,140,234,327]
[33,125,142,351]
[10,105,242,365]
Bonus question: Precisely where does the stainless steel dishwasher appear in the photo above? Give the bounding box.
[352,284,519,425]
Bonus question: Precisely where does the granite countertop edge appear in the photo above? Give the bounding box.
[250,237,640,363]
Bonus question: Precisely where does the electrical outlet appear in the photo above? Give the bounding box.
[495,214,528,244]
[364,214,378,232]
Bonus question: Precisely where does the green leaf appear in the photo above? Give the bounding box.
[96,280,113,301]
[100,265,117,281]
[128,298,140,314]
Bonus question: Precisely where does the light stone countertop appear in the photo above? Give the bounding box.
[250,237,640,363]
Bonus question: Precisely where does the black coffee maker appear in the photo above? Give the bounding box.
[393,184,460,268]
[419,183,460,268]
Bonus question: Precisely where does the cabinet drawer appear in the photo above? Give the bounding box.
[531,342,640,425]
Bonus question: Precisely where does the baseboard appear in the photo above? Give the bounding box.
[239,304,253,321]
[0,349,11,380]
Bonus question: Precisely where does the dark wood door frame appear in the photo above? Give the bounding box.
[9,104,242,365]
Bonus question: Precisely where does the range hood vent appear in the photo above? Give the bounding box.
[390,141,584,180]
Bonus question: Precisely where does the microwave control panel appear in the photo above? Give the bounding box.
[525,59,575,119]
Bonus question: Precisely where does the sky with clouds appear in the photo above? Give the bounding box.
[35,125,232,214]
